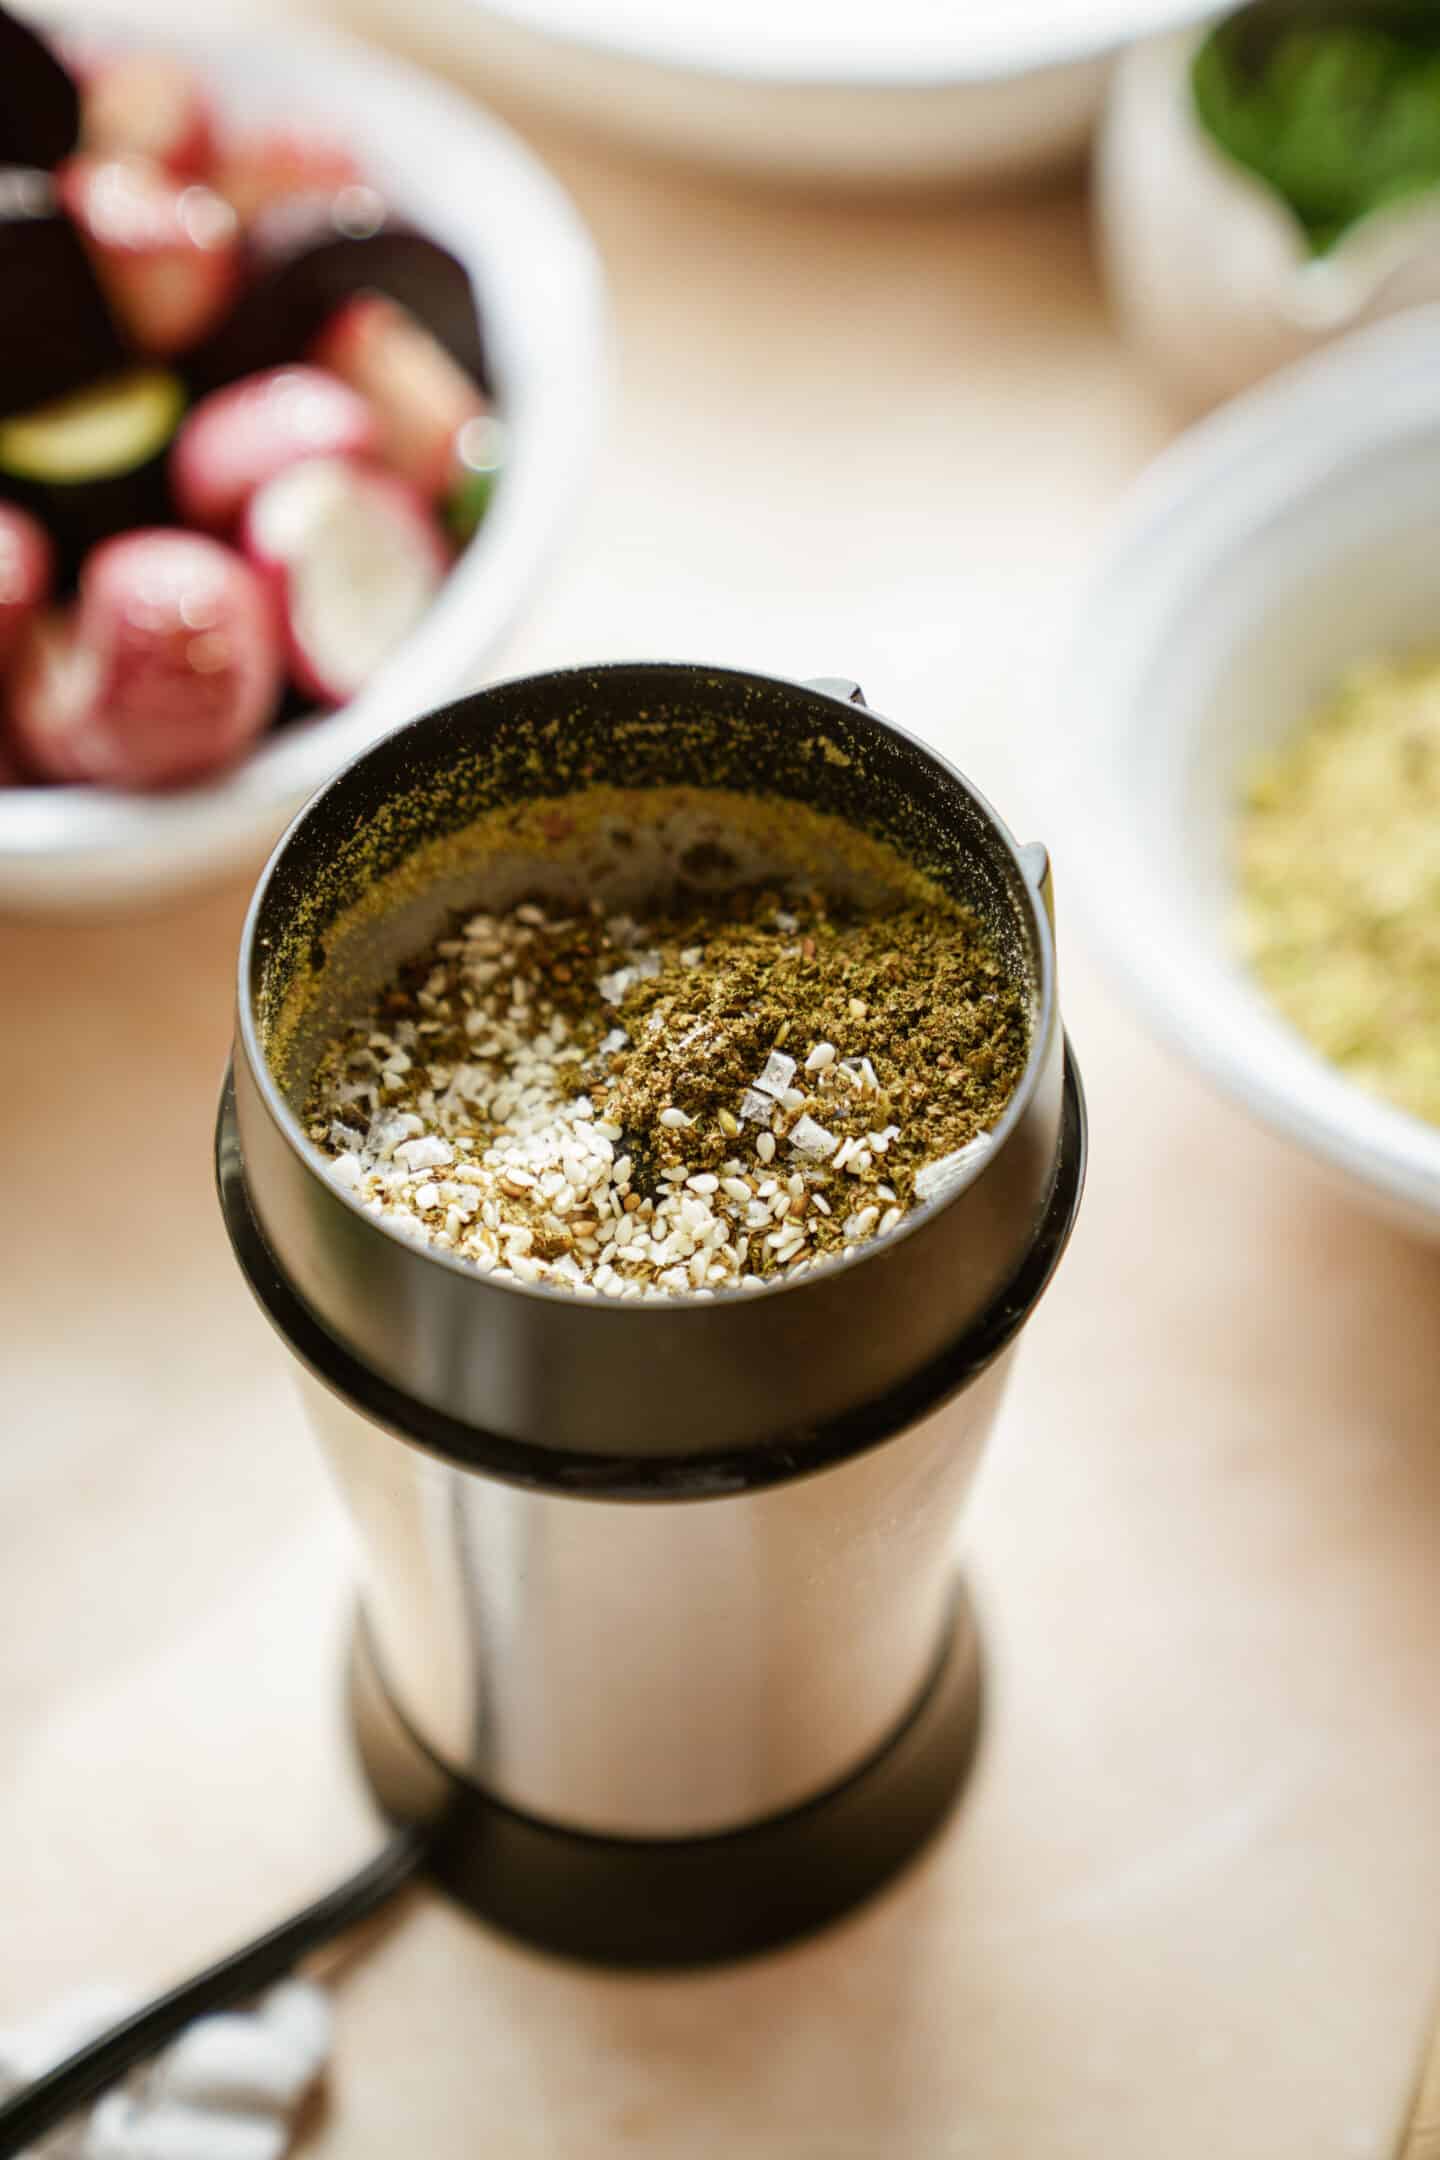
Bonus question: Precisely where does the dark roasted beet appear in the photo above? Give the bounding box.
[0,366,184,582]
[0,168,126,417]
[186,192,487,394]
[0,8,80,170]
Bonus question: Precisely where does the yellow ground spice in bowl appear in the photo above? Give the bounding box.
[1238,652,1440,1129]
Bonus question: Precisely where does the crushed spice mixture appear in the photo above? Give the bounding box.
[306,884,1029,1296]
[1238,652,1440,1130]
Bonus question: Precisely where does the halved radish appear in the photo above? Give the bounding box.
[170,366,378,533]
[58,152,239,355]
[242,455,449,704]
[0,504,54,669]
[216,128,364,225]
[82,54,214,179]
[308,292,486,498]
[8,528,282,788]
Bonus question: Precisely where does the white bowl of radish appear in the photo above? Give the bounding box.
[0,8,604,913]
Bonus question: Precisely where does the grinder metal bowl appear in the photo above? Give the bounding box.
[218,662,1086,1964]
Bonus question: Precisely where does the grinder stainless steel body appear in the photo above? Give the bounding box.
[218,663,1086,1964]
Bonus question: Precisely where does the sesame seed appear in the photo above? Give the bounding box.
[804,1041,837,1072]
[756,1131,776,1164]
[659,1106,691,1129]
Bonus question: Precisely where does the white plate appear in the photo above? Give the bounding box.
[0,15,605,915]
[1056,309,1440,1236]
[412,0,1214,184]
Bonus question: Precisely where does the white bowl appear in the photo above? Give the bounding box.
[1100,27,1440,412]
[1058,308,1440,1234]
[400,0,1215,187]
[0,15,605,915]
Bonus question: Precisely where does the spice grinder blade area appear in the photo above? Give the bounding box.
[217,662,1087,1966]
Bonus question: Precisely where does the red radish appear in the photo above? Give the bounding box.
[309,293,486,498]
[58,153,239,355]
[171,366,379,533]
[0,505,54,669]
[82,54,214,179]
[216,129,365,226]
[8,529,281,788]
[242,455,448,704]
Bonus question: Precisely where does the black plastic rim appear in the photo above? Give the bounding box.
[217,1044,1085,1501]
[349,1593,982,1969]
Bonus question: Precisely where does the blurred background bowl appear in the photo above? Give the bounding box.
[0,13,604,917]
[1058,307,1440,1235]
[1100,22,1440,413]
[391,0,1215,187]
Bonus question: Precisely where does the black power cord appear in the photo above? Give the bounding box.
[0,1828,425,2159]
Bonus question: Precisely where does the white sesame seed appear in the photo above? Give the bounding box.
[811,1192,832,1216]
[756,1130,777,1164]
[781,1087,807,1111]
[880,1206,903,1233]
[722,1176,752,1204]
[804,1041,837,1073]
[659,1106,691,1129]
[687,1173,719,1194]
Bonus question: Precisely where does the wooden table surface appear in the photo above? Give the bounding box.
[4,7,1440,2154]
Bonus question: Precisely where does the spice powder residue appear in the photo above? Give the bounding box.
[306,884,1029,1296]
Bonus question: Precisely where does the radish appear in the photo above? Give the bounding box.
[58,153,239,355]
[242,455,448,704]
[170,366,379,533]
[0,504,54,670]
[309,293,486,498]
[82,54,214,179]
[8,528,281,788]
[216,128,364,225]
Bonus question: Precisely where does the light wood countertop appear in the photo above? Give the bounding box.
[4,8,1440,2153]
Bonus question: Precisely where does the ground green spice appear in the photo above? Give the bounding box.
[1238,650,1440,1128]
[307,881,1029,1293]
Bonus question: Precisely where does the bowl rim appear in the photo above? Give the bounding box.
[1058,305,1440,1222]
[0,10,606,898]
[461,0,1215,90]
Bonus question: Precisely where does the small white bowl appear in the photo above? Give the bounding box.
[1057,307,1440,1234]
[399,0,1215,187]
[1100,26,1440,411]
[0,15,605,916]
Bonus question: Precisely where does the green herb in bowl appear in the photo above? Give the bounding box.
[1192,4,1440,252]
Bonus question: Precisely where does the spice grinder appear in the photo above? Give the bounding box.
[217,663,1086,1965]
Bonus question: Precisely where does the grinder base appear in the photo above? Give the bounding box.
[349,1594,982,1968]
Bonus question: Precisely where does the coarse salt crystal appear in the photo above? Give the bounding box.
[914,1134,994,1202]
[789,1115,835,1157]
[753,1051,797,1099]
[739,1089,772,1124]
[395,1135,453,1172]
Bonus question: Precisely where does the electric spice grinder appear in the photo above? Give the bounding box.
[217,663,1086,1965]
